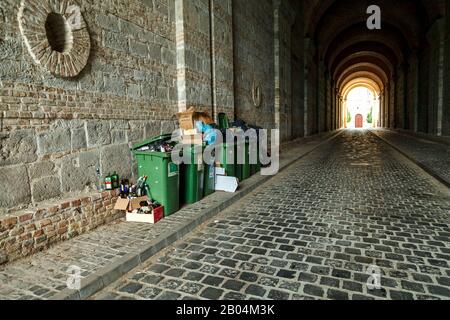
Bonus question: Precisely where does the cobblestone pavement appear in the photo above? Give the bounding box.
[93,130,450,300]
[0,211,198,300]
[0,132,335,300]
[372,130,450,186]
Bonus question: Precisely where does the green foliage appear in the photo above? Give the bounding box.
[367,108,373,124]
[347,110,352,123]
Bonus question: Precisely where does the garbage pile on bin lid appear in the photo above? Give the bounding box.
[196,121,218,145]
[137,138,177,152]
[177,106,218,145]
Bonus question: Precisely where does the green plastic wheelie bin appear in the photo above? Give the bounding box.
[235,139,250,181]
[180,144,204,205]
[203,161,216,197]
[249,137,260,175]
[218,142,236,177]
[218,113,230,130]
[132,134,179,217]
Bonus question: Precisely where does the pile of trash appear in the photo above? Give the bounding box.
[137,139,176,152]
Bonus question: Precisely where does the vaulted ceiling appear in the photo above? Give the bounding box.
[301,0,446,94]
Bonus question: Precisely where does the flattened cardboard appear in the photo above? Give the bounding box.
[183,129,200,135]
[182,134,203,145]
[177,107,196,130]
[114,198,130,211]
[215,167,226,176]
[215,175,239,193]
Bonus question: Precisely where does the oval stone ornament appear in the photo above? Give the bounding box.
[18,0,91,78]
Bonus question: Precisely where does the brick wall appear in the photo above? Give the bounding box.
[0,189,121,265]
[0,0,301,264]
[0,0,179,211]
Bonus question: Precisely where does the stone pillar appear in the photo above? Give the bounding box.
[389,76,396,128]
[407,51,420,132]
[426,18,445,136]
[209,0,235,121]
[331,84,336,130]
[303,38,311,136]
[273,0,296,141]
[384,85,390,128]
[444,12,450,136]
[273,0,282,133]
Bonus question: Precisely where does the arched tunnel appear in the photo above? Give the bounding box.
[0,0,449,301]
[277,0,449,140]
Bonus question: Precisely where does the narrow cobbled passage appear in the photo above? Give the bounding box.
[93,130,450,300]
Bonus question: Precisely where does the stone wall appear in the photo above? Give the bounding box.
[443,11,450,136]
[174,0,234,119]
[232,0,275,128]
[395,66,405,129]
[304,39,318,136]
[406,53,419,131]
[1,0,310,264]
[418,48,430,133]
[0,0,179,211]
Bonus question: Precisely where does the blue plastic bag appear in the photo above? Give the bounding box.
[196,121,217,145]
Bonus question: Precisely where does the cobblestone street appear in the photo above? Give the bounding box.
[93,130,450,300]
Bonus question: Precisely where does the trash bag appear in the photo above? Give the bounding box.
[195,121,217,145]
[137,137,176,152]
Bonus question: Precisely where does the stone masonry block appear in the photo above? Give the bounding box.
[162,47,176,65]
[0,37,22,60]
[144,121,162,138]
[87,122,111,147]
[0,129,37,166]
[28,161,55,180]
[128,122,145,143]
[120,20,144,39]
[0,165,31,208]
[161,121,178,134]
[127,83,141,98]
[32,176,62,203]
[60,150,101,193]
[72,128,87,151]
[129,40,148,58]
[100,144,133,180]
[148,43,162,62]
[96,14,120,32]
[103,31,128,53]
[112,130,127,144]
[37,128,71,156]
[104,75,126,96]
[110,120,130,130]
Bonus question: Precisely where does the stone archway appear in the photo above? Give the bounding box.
[17,0,91,78]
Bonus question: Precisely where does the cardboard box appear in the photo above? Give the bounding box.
[114,196,151,212]
[215,175,239,193]
[215,167,226,176]
[177,107,196,130]
[177,107,214,130]
[126,206,164,224]
[182,133,203,145]
[114,198,130,211]
[183,128,200,135]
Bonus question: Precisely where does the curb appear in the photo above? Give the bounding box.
[370,130,450,188]
[52,130,343,300]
